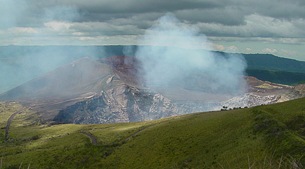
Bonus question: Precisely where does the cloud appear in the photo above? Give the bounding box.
[44,21,72,31]
[196,14,305,38]
[44,6,80,22]
[0,0,28,28]
[245,48,252,52]
[175,7,246,25]
[1,0,305,61]
[262,48,278,54]
[226,46,239,53]
[211,44,225,51]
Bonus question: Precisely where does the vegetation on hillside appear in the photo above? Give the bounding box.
[0,97,305,168]
[246,69,305,85]
[243,54,305,74]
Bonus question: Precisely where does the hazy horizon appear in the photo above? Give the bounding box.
[1,44,304,62]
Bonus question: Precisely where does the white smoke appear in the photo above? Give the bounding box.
[135,13,247,95]
[0,1,104,94]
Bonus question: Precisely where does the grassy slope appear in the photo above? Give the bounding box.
[0,98,305,169]
[246,69,305,85]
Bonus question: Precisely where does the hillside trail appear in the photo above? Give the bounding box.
[122,118,174,143]
[79,118,171,146]
[5,109,23,141]
[80,131,98,145]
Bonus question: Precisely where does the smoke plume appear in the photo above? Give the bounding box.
[135,13,247,95]
[0,1,104,94]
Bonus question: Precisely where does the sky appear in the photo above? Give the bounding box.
[1,0,305,61]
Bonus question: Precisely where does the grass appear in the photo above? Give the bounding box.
[0,98,305,168]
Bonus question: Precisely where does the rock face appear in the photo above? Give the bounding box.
[50,57,219,124]
[222,93,281,109]
[294,84,305,97]
[53,74,301,124]
[54,85,182,124]
[1,56,303,124]
[54,72,200,124]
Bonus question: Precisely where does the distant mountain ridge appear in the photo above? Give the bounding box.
[1,46,305,73]
[243,53,305,73]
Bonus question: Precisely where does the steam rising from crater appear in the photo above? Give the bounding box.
[0,0,104,94]
[135,13,247,95]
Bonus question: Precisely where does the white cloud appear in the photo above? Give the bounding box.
[14,27,38,34]
[44,21,72,31]
[211,43,225,51]
[262,48,278,54]
[278,49,297,56]
[226,45,239,52]
[196,14,305,38]
[245,48,252,52]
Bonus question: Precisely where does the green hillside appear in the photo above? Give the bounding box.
[246,69,305,85]
[243,54,305,74]
[0,98,305,168]
[243,53,305,85]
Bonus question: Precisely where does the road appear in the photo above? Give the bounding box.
[80,131,98,145]
[5,110,22,141]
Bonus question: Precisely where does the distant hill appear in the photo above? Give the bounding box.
[214,52,305,85]
[243,54,305,85]
[104,47,305,84]
[246,69,305,85]
[243,53,305,74]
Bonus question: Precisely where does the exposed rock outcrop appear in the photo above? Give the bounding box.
[1,56,303,124]
[54,80,184,124]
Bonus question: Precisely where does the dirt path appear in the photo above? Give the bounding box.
[80,131,98,145]
[5,110,22,141]
[123,120,170,143]
[123,125,155,143]
[80,124,158,146]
